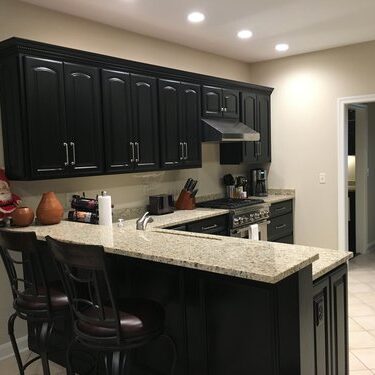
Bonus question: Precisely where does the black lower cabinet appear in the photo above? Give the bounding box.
[268,200,294,244]
[313,264,348,375]
[27,247,317,375]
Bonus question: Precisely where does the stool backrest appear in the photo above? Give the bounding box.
[46,236,121,343]
[0,231,52,315]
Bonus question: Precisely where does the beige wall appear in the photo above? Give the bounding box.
[367,104,375,246]
[0,0,251,346]
[248,40,375,250]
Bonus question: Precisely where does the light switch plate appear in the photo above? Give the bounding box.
[319,173,326,184]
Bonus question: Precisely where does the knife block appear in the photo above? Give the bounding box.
[175,190,196,210]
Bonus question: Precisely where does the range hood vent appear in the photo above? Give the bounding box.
[202,118,260,142]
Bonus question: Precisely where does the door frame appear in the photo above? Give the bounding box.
[337,94,375,251]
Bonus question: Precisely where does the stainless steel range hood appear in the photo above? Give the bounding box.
[202,118,260,142]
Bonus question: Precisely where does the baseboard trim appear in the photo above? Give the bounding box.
[0,336,28,362]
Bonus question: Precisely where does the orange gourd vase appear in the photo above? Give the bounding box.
[11,207,35,227]
[36,192,64,225]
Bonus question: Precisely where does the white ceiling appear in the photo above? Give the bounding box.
[22,0,375,62]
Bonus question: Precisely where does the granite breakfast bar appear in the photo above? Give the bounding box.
[7,210,351,375]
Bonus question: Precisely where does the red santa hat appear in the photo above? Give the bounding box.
[0,169,21,217]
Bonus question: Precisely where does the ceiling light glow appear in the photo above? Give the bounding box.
[275,43,289,52]
[237,30,253,39]
[187,12,205,23]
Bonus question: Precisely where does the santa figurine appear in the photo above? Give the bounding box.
[0,169,21,225]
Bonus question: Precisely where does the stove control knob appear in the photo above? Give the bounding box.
[249,214,255,222]
[265,210,270,217]
[233,218,240,226]
[254,213,260,220]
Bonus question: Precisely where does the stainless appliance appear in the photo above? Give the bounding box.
[198,198,270,241]
[249,169,268,197]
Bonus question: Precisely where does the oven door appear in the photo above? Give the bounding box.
[230,220,269,241]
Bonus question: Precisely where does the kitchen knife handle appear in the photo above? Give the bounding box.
[70,142,76,166]
[63,142,69,166]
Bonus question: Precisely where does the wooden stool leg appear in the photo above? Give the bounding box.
[8,313,24,375]
[104,351,127,375]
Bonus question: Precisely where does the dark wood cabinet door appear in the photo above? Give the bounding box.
[257,94,271,163]
[330,266,348,375]
[313,278,332,375]
[159,79,183,169]
[64,62,104,175]
[180,82,201,168]
[131,74,159,171]
[202,86,222,117]
[24,56,68,178]
[102,69,133,172]
[222,89,239,119]
[242,92,257,163]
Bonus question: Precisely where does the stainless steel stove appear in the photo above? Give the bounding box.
[199,198,270,240]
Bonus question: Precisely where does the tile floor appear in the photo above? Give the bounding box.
[1,252,375,374]
[349,251,375,374]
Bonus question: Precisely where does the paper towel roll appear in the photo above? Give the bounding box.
[98,191,112,226]
[249,224,259,240]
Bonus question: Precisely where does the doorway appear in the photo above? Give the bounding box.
[338,95,375,253]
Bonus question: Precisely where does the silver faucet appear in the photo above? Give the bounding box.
[136,212,154,230]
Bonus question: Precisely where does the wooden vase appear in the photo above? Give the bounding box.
[36,192,64,225]
[11,207,35,227]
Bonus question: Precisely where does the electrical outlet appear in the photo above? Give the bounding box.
[319,173,326,184]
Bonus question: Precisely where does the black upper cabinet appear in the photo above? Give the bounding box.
[202,86,239,119]
[180,82,201,167]
[159,79,182,168]
[0,38,273,180]
[101,69,133,172]
[202,86,222,117]
[222,89,240,119]
[220,92,271,165]
[131,74,159,171]
[64,63,104,175]
[24,56,67,178]
[159,79,201,169]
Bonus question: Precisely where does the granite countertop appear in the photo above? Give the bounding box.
[6,205,351,284]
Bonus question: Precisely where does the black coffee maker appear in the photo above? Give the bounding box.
[249,169,268,197]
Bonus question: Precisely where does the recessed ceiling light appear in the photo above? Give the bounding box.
[237,30,253,39]
[275,43,289,52]
[187,12,205,23]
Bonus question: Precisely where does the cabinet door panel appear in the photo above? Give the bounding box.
[64,63,104,175]
[24,56,67,178]
[159,79,182,168]
[131,74,159,171]
[330,266,348,375]
[202,86,222,117]
[102,69,133,172]
[242,92,257,163]
[257,94,271,163]
[313,278,331,375]
[222,89,239,119]
[180,82,201,168]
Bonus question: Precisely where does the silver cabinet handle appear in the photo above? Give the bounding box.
[224,107,228,112]
[220,107,224,112]
[180,142,184,160]
[275,224,287,230]
[130,142,135,162]
[201,224,218,231]
[275,206,286,212]
[135,142,140,162]
[184,142,188,160]
[63,142,69,166]
[70,142,76,166]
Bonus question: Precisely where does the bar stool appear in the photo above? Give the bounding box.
[46,236,177,375]
[0,231,69,375]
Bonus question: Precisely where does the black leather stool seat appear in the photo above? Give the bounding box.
[16,283,69,312]
[77,298,164,339]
